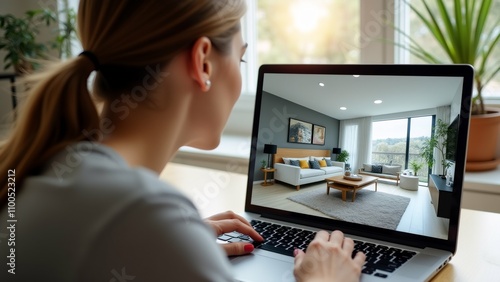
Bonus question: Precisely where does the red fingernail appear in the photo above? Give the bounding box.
[244,244,254,252]
[293,249,299,256]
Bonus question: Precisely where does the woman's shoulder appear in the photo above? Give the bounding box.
[35,141,177,193]
[22,141,194,215]
[7,142,234,281]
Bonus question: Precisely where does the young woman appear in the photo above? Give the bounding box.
[0,1,365,281]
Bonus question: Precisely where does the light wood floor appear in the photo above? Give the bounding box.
[251,179,449,239]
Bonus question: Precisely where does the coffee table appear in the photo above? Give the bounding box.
[326,175,378,202]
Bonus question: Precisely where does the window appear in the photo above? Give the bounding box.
[371,116,433,183]
[242,0,388,94]
[256,0,360,66]
[372,119,408,166]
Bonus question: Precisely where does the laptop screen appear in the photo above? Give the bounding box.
[245,64,473,249]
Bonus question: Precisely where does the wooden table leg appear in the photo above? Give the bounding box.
[341,190,347,201]
[352,189,356,202]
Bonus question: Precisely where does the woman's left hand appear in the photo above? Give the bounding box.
[205,211,264,256]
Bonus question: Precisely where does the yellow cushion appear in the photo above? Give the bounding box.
[299,160,310,169]
[318,160,327,167]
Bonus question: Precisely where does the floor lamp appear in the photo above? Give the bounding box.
[264,144,277,168]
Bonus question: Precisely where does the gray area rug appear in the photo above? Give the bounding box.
[288,188,410,230]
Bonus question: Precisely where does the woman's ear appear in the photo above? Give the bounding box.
[190,37,213,92]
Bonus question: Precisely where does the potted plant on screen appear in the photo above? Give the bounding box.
[409,160,424,177]
[336,150,350,170]
[420,119,451,177]
[400,0,500,171]
[260,160,267,169]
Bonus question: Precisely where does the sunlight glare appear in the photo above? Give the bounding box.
[290,1,326,33]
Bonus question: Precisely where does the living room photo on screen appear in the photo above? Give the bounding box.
[250,73,465,240]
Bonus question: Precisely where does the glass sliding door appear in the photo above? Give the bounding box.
[371,119,408,166]
[371,116,434,184]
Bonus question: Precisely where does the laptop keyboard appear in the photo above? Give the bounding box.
[353,240,417,278]
[217,220,418,279]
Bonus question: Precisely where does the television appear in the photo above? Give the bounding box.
[446,115,459,162]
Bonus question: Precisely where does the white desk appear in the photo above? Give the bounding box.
[161,163,500,282]
[463,167,500,213]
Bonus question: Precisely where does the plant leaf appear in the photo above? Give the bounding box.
[483,64,500,87]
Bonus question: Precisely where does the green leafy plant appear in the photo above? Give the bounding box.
[53,0,77,59]
[399,0,500,115]
[421,138,436,170]
[0,9,56,74]
[261,159,267,168]
[336,150,350,163]
[409,160,424,176]
[0,6,77,74]
[420,119,451,175]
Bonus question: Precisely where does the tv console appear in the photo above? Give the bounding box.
[428,174,453,219]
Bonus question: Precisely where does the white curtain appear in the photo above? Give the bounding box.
[339,117,372,172]
[433,106,450,175]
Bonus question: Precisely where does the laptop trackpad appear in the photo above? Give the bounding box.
[230,250,295,282]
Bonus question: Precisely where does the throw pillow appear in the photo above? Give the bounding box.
[363,163,372,172]
[282,157,291,165]
[289,159,300,167]
[299,160,310,169]
[372,165,383,173]
[318,159,327,167]
[324,158,333,166]
[382,165,400,175]
[309,160,321,169]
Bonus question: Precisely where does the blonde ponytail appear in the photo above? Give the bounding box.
[0,57,99,203]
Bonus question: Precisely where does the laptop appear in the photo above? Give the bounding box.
[221,64,473,281]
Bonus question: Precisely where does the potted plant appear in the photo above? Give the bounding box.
[401,0,500,171]
[0,7,77,74]
[409,160,424,177]
[336,150,350,170]
[421,139,435,174]
[0,9,57,74]
[260,160,267,169]
[420,119,451,177]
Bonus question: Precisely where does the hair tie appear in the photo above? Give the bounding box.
[79,51,100,71]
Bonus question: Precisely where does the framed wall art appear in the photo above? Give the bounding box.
[312,124,326,145]
[288,118,312,144]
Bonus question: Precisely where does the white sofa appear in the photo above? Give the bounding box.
[275,158,344,190]
[358,163,402,185]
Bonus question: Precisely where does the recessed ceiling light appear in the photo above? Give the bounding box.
[374,100,383,104]
[319,82,325,87]
[340,107,347,110]
[353,75,360,78]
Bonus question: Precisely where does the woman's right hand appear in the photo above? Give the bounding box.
[293,230,366,282]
